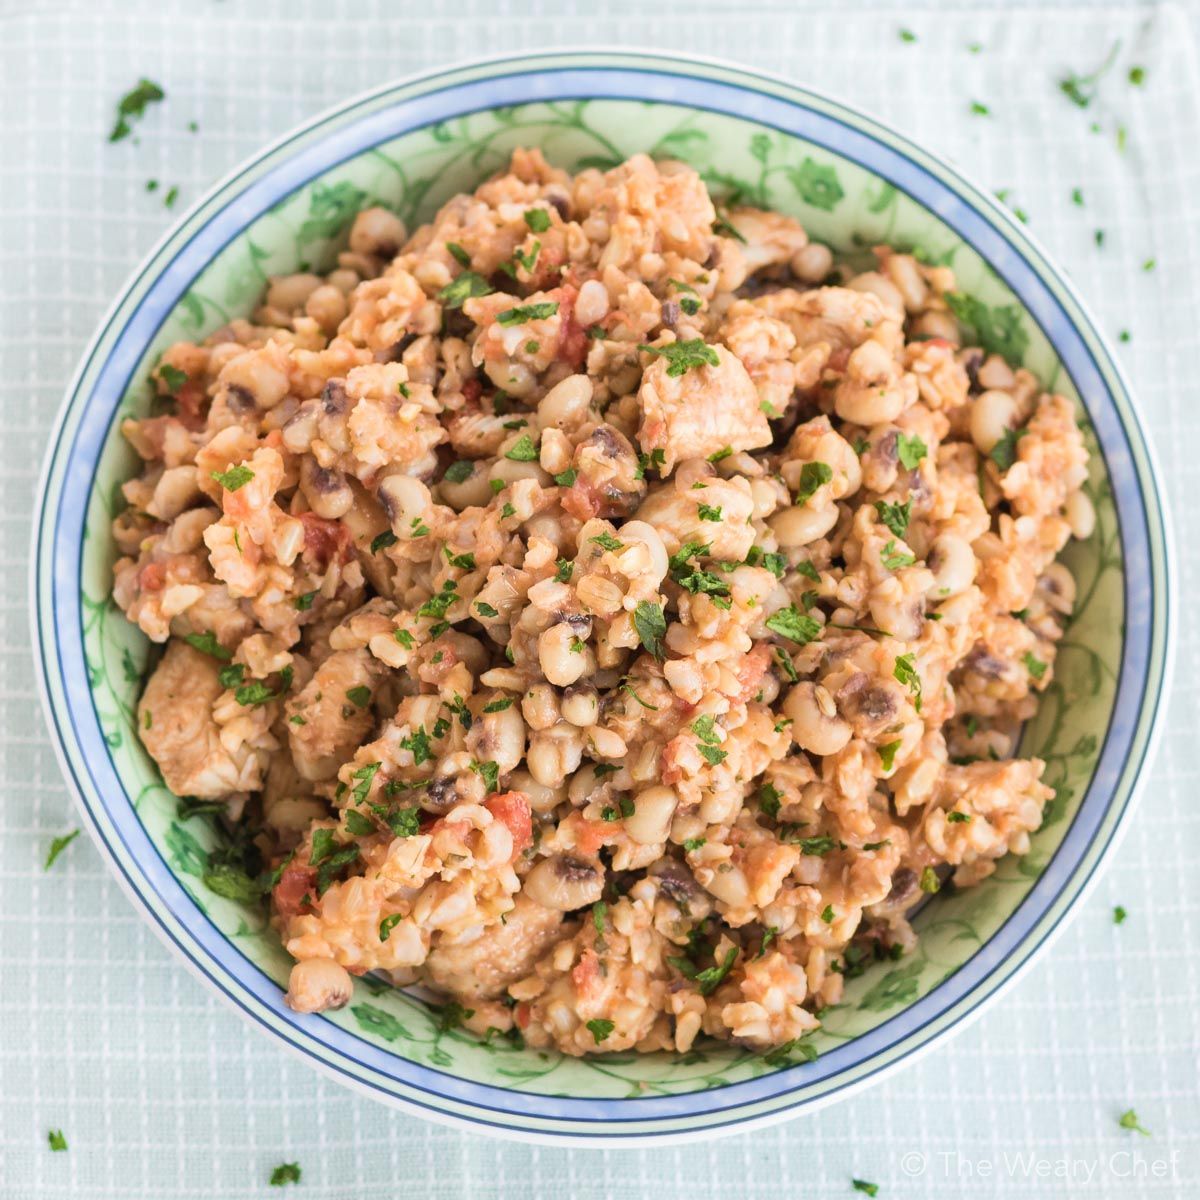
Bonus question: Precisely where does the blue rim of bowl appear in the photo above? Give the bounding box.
[31,50,1173,1143]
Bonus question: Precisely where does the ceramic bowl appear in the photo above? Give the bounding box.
[32,50,1172,1144]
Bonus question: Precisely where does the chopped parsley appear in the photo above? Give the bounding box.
[438,271,492,309]
[512,242,541,274]
[524,207,551,233]
[504,433,539,462]
[500,503,516,519]
[878,740,901,772]
[370,530,398,554]
[638,339,720,377]
[444,549,475,570]
[553,468,578,486]
[683,837,706,852]
[446,242,471,267]
[471,759,500,793]
[443,460,474,484]
[109,77,165,142]
[184,631,232,660]
[899,28,916,42]
[795,461,833,504]
[863,839,891,852]
[48,1128,68,1152]
[294,591,317,611]
[345,810,376,837]
[586,1018,615,1044]
[896,432,927,470]
[758,783,783,819]
[210,464,254,491]
[821,904,835,924]
[919,866,941,894]
[590,531,623,552]
[851,1182,879,1198]
[874,498,911,539]
[44,830,80,871]
[633,600,667,660]
[554,558,574,583]
[697,503,722,522]
[159,363,188,394]
[1060,42,1120,109]
[400,727,433,766]
[393,628,415,649]
[417,579,458,621]
[497,302,558,326]
[1118,1109,1150,1136]
[379,914,404,942]
[345,686,371,709]
[707,445,734,463]
[669,946,738,996]
[1072,186,1085,206]
[1113,905,1127,925]
[234,667,293,708]
[894,653,923,711]
[483,697,514,713]
[474,601,500,618]
[713,212,746,242]
[970,100,991,116]
[1023,651,1048,680]
[881,540,915,570]
[269,1162,302,1187]
[765,605,821,645]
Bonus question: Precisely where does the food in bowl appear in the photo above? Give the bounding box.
[112,148,1091,1057]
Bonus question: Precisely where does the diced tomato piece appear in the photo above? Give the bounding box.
[461,378,482,406]
[272,862,318,920]
[485,791,533,857]
[138,562,166,592]
[175,379,208,429]
[555,284,588,369]
[299,511,353,569]
[571,948,601,997]
[734,644,773,703]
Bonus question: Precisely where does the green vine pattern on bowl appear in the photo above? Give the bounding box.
[79,98,1122,1098]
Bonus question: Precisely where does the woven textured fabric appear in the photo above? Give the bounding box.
[1,2,1197,1196]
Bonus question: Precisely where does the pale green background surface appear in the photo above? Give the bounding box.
[1,0,1197,1196]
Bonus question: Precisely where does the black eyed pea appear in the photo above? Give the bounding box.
[926,533,977,598]
[613,519,669,585]
[522,854,604,911]
[489,455,551,488]
[790,241,833,284]
[538,622,593,687]
[536,374,594,432]
[526,727,585,787]
[1066,490,1095,540]
[782,682,853,756]
[970,389,1019,454]
[700,861,751,908]
[624,785,678,845]
[768,501,840,548]
[305,284,348,333]
[326,267,360,296]
[485,358,537,398]
[284,958,353,1014]
[219,349,291,410]
[466,703,526,773]
[506,768,564,816]
[377,473,432,534]
[881,254,929,312]
[521,684,562,732]
[299,457,354,520]
[438,461,492,510]
[847,270,905,315]
[348,206,407,259]
[266,273,323,313]
[573,279,610,327]
[560,684,600,727]
[911,310,959,343]
[834,341,909,425]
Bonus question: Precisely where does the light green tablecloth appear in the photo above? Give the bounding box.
[2,2,1197,1195]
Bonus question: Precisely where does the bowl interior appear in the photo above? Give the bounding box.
[78,95,1121,1100]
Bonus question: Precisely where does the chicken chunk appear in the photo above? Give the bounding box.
[137,641,268,797]
[636,343,771,471]
[285,648,380,781]
[424,893,564,1001]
